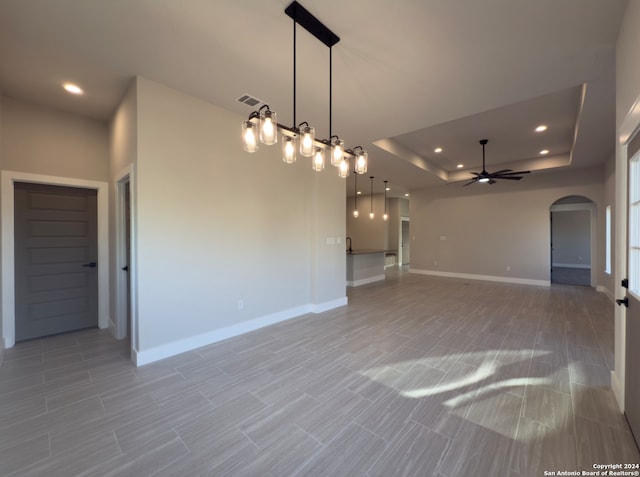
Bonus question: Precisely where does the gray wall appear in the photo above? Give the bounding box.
[0,97,108,181]
[133,78,346,361]
[409,166,605,285]
[551,209,591,267]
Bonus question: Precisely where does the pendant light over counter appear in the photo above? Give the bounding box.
[350,176,390,221]
[241,1,368,178]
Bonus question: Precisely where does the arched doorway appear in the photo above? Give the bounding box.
[550,195,596,286]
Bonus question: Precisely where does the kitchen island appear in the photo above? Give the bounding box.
[346,249,391,287]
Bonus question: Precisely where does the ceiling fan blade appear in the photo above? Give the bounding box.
[491,169,513,175]
[488,179,497,184]
[495,176,523,180]
[463,179,478,186]
[470,172,482,177]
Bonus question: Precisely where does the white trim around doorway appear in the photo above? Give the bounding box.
[114,165,137,353]
[1,171,109,348]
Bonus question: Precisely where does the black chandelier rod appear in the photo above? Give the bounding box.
[293,18,297,128]
[287,0,339,137]
[329,46,332,138]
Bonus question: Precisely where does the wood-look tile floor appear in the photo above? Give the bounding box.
[1,270,639,476]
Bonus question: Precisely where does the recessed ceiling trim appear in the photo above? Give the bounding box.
[373,138,448,182]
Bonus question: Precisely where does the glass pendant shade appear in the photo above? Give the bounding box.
[353,209,359,218]
[383,213,389,221]
[313,147,325,171]
[355,150,368,174]
[299,126,315,157]
[282,136,296,163]
[259,109,278,145]
[331,138,345,166]
[338,159,349,178]
[242,120,259,153]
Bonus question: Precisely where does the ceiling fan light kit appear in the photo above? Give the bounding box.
[464,139,531,186]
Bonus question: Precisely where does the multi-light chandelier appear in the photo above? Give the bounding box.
[241,1,368,178]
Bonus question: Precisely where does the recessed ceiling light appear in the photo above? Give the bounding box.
[456,164,464,169]
[535,125,547,132]
[540,149,549,155]
[404,193,410,197]
[434,147,443,153]
[63,83,84,95]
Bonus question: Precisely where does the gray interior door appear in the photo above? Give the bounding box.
[14,182,99,341]
[625,133,640,449]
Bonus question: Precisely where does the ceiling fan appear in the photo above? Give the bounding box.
[464,139,531,186]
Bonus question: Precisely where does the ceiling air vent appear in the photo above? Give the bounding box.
[237,94,265,109]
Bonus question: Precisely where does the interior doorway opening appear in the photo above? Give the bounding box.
[550,195,596,286]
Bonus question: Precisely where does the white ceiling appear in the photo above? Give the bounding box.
[0,0,628,197]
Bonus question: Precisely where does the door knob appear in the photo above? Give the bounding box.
[616,297,629,307]
[82,262,97,268]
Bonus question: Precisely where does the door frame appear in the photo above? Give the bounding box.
[114,165,137,350]
[614,92,640,411]
[1,171,109,348]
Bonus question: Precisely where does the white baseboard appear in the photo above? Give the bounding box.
[410,268,550,287]
[552,263,591,269]
[108,316,117,337]
[611,370,624,412]
[311,297,348,313]
[596,285,614,302]
[134,298,347,366]
[347,275,386,287]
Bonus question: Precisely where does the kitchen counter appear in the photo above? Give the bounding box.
[347,249,391,255]
[346,250,392,287]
